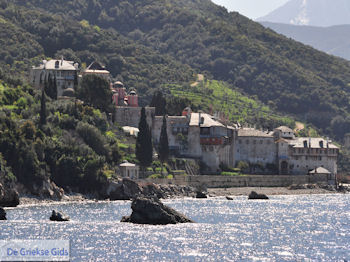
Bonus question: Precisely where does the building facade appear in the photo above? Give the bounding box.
[30,59,79,97]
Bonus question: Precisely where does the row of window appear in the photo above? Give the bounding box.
[238,139,272,145]
[293,148,337,154]
[293,156,323,161]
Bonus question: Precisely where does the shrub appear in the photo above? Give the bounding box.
[76,122,107,156]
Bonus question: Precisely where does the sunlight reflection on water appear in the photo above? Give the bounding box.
[1,194,350,261]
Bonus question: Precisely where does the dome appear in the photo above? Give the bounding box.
[62,88,75,97]
[114,81,124,88]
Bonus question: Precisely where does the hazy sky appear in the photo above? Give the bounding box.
[211,0,290,19]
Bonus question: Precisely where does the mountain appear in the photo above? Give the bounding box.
[261,22,350,61]
[258,0,350,27]
[2,0,350,141]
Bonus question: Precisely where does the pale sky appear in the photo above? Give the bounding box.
[211,0,290,19]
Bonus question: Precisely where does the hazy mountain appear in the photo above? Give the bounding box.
[262,22,350,60]
[258,0,350,27]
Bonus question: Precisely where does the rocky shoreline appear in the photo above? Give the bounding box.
[3,179,349,207]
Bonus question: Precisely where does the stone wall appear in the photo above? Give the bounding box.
[146,174,329,188]
[115,106,155,128]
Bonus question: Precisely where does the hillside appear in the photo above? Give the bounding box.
[11,0,350,141]
[261,22,350,61]
[257,0,350,27]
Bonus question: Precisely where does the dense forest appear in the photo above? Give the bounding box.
[10,0,350,140]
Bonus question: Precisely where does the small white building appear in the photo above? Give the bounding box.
[119,161,139,179]
[30,58,79,97]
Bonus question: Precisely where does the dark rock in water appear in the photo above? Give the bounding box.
[50,210,70,222]
[248,191,269,200]
[226,196,234,200]
[0,207,6,220]
[0,182,20,207]
[121,197,194,225]
[196,191,207,199]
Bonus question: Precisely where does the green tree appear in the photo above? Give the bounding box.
[45,74,57,100]
[136,107,153,174]
[39,89,46,127]
[150,91,166,116]
[78,75,113,113]
[158,115,169,177]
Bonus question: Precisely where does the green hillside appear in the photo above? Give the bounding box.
[12,0,350,140]
[167,79,295,129]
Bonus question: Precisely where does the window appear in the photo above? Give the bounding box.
[246,140,249,144]
[253,140,256,144]
[260,140,263,144]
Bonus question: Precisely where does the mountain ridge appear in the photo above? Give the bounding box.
[258,0,350,27]
[261,22,350,61]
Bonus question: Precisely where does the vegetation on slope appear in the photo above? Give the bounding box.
[166,79,295,130]
[15,0,350,140]
[0,79,124,195]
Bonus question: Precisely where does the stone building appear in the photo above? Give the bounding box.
[112,81,155,128]
[30,58,79,97]
[235,125,339,176]
[235,128,277,173]
[151,110,236,173]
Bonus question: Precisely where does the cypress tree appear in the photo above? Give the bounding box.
[53,75,58,99]
[39,89,46,127]
[150,91,166,116]
[136,107,153,174]
[158,115,169,176]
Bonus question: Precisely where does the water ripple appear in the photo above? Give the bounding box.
[0,194,349,261]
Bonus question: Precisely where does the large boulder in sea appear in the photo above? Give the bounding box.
[50,210,70,222]
[248,191,269,200]
[121,197,194,225]
[0,207,6,220]
[0,182,19,207]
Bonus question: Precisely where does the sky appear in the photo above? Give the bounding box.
[211,0,290,19]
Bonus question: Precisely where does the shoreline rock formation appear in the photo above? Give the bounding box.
[248,191,269,200]
[0,207,6,220]
[0,180,19,207]
[105,178,196,200]
[121,196,194,225]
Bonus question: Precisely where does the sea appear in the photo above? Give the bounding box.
[1,194,350,261]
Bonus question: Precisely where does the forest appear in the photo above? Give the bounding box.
[9,0,350,140]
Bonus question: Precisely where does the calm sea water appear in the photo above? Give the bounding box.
[1,194,350,261]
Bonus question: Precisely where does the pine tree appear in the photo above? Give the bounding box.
[158,115,169,177]
[39,89,46,127]
[136,107,153,174]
